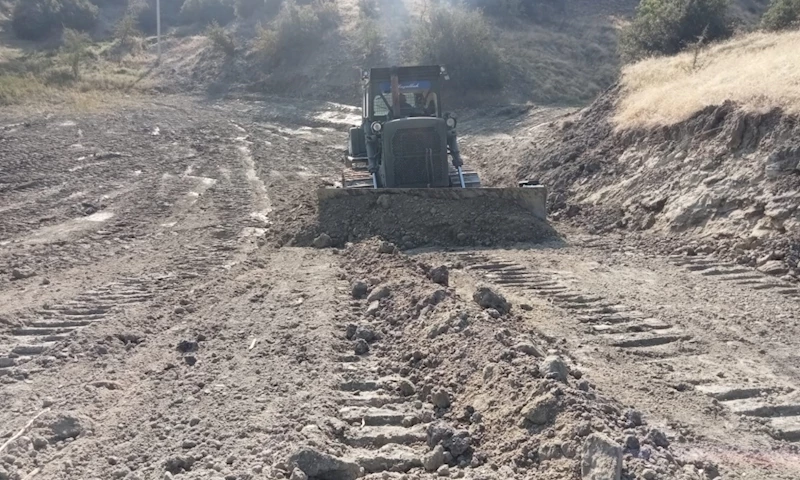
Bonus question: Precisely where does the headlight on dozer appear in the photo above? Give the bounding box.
[371,121,382,133]
[446,116,456,128]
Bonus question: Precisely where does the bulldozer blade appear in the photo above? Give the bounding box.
[318,186,547,220]
[311,185,552,247]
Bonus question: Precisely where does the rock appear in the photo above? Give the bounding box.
[423,445,445,472]
[288,448,361,480]
[581,433,622,480]
[43,412,93,442]
[646,428,670,448]
[184,355,197,366]
[485,309,501,319]
[367,285,391,302]
[625,409,644,427]
[189,417,201,427]
[354,325,378,343]
[42,397,55,408]
[640,214,656,230]
[399,379,416,397]
[11,267,35,280]
[427,321,449,339]
[758,260,788,275]
[575,422,591,437]
[577,380,590,391]
[542,355,569,382]
[351,281,369,299]
[354,339,370,355]
[32,435,48,450]
[176,340,198,353]
[312,233,333,249]
[624,435,640,451]
[377,241,397,254]
[514,342,543,357]
[289,468,308,480]
[472,286,511,314]
[539,442,563,460]
[112,467,129,478]
[447,431,471,457]
[345,324,357,340]
[427,422,455,449]
[352,444,421,472]
[520,304,533,311]
[428,266,449,286]
[642,469,657,480]
[0,466,8,480]
[366,301,381,316]
[432,389,452,409]
[522,393,558,425]
[437,465,450,477]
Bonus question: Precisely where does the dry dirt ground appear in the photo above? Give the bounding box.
[1,95,799,480]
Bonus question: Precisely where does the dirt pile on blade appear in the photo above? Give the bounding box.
[269,186,558,249]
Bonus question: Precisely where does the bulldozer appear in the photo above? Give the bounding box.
[315,65,548,245]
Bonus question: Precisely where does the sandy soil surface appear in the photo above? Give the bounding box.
[1,95,798,480]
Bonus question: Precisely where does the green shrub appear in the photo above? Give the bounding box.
[115,14,142,49]
[620,0,731,60]
[62,28,92,79]
[761,0,800,30]
[181,0,235,25]
[12,0,99,41]
[253,23,279,60]
[353,17,384,60]
[206,20,236,55]
[407,4,502,91]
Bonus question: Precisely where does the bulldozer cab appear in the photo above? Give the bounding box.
[364,65,445,120]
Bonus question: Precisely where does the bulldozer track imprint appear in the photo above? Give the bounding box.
[330,330,433,473]
[667,254,800,301]
[0,277,157,376]
[453,251,800,444]
[457,252,694,355]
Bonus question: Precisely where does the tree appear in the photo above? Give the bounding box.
[761,0,800,31]
[63,28,91,79]
[620,0,731,60]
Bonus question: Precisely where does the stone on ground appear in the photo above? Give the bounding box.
[288,448,361,480]
[472,286,511,314]
[312,233,333,249]
[522,392,558,425]
[580,433,622,480]
[542,355,569,382]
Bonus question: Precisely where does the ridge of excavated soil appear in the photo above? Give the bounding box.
[512,87,800,283]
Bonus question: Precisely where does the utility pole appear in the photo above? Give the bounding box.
[156,0,162,64]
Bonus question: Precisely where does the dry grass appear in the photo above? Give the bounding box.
[615,29,800,128]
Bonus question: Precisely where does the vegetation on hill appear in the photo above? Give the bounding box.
[615,29,800,127]
[620,0,731,60]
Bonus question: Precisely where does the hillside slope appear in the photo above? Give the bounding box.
[510,29,800,279]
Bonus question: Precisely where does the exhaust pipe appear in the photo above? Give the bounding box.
[390,67,401,118]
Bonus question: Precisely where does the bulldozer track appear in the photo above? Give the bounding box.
[453,250,800,444]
